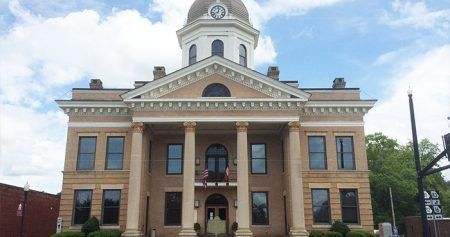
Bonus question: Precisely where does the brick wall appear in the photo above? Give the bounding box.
[405,216,450,237]
[0,183,60,237]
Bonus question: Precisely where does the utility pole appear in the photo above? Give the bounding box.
[389,187,396,228]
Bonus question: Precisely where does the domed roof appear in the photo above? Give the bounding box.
[187,0,250,25]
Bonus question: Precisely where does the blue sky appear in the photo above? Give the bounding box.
[0,0,449,193]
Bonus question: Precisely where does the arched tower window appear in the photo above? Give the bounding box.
[212,40,224,57]
[202,83,231,97]
[189,45,197,65]
[239,44,247,67]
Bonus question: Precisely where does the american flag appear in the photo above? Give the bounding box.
[201,169,209,189]
[224,167,229,182]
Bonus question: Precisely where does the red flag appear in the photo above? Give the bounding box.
[224,167,229,182]
[201,169,209,189]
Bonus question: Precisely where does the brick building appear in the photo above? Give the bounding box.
[56,0,376,236]
[0,183,60,237]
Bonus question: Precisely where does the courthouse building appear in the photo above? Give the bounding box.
[56,0,376,236]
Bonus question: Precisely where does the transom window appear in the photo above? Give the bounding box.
[202,83,231,97]
[189,44,197,65]
[212,40,224,57]
[239,44,247,67]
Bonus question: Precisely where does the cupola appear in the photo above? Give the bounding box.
[177,0,260,69]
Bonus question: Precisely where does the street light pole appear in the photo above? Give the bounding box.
[19,182,30,237]
[408,90,429,237]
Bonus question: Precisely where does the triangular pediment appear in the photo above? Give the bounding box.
[121,56,311,101]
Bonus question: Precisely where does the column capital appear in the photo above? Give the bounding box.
[183,121,197,132]
[288,121,300,132]
[236,122,249,132]
[131,122,144,133]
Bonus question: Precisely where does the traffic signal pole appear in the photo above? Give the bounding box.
[408,92,430,237]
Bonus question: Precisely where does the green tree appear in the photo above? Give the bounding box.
[366,133,450,234]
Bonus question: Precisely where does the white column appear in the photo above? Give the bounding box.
[235,122,252,237]
[123,123,144,237]
[179,122,197,237]
[288,122,308,237]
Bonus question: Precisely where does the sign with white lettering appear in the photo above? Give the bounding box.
[425,190,444,220]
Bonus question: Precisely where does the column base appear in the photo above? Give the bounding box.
[178,229,197,237]
[289,229,309,237]
[235,228,253,237]
[122,230,142,237]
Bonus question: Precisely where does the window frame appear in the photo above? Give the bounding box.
[336,136,356,170]
[76,137,97,171]
[189,44,197,65]
[101,189,121,226]
[251,191,270,225]
[164,192,182,226]
[72,190,93,226]
[239,44,247,67]
[202,83,231,97]
[250,143,267,175]
[308,136,327,170]
[311,189,331,225]
[211,39,224,57]
[105,136,125,170]
[166,144,184,175]
[340,189,360,224]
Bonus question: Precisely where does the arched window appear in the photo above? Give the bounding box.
[189,44,197,65]
[239,44,247,67]
[202,83,231,97]
[212,40,224,57]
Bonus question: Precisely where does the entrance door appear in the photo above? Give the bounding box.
[205,144,228,182]
[205,194,228,235]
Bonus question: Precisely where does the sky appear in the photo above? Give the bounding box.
[0,0,449,194]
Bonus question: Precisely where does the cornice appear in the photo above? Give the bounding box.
[300,100,376,116]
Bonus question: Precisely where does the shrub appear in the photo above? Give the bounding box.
[346,231,366,237]
[194,223,201,233]
[87,230,121,237]
[330,221,350,236]
[327,231,344,237]
[81,217,100,236]
[231,222,238,233]
[309,230,326,237]
[51,231,85,237]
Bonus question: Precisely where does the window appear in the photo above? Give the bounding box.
[72,190,92,225]
[106,137,124,170]
[102,190,121,225]
[205,144,228,182]
[340,189,360,224]
[148,141,152,173]
[312,189,331,224]
[202,83,231,97]
[189,44,197,65]
[336,137,355,170]
[309,136,327,170]
[167,144,183,174]
[252,192,269,225]
[239,44,247,67]
[164,192,182,226]
[251,144,267,174]
[77,137,96,170]
[212,40,224,57]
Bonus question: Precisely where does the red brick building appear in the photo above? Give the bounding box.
[0,183,60,237]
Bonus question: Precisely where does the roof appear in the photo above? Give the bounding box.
[187,0,250,25]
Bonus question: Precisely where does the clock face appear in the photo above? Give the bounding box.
[210,5,226,19]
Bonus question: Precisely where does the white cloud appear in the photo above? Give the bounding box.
[365,45,450,177]
[1,0,347,193]
[382,0,450,33]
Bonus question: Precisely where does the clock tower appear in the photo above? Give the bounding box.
[177,0,260,69]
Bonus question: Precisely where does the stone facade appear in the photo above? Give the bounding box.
[56,0,376,236]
